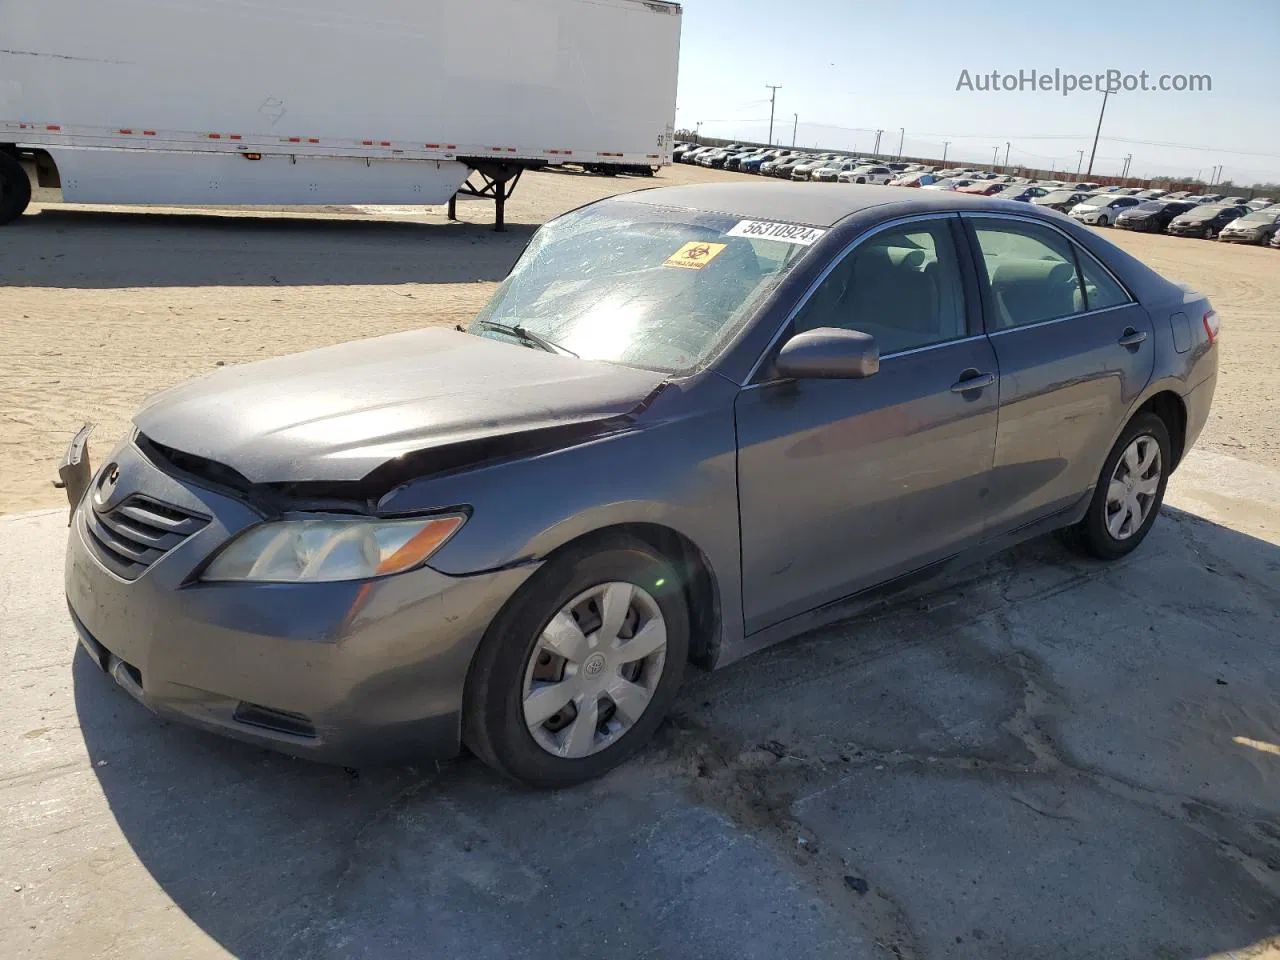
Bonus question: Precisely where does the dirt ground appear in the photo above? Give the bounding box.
[1,163,1277,513]
[4,165,1279,959]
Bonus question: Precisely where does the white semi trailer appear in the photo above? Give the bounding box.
[0,0,682,229]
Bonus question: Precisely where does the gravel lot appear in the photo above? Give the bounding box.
[1,167,1277,959]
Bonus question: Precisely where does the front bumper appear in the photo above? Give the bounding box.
[1217,231,1261,244]
[65,438,538,766]
[1168,225,1209,237]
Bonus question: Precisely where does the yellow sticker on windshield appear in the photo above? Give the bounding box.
[664,241,727,270]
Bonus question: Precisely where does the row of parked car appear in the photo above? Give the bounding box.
[672,142,1280,246]
[674,142,916,184]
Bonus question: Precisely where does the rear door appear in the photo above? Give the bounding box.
[963,215,1155,535]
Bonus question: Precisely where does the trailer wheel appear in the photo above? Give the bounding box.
[0,151,33,225]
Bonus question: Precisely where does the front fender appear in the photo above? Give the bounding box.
[379,400,747,663]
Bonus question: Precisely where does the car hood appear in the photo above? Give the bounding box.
[133,328,667,485]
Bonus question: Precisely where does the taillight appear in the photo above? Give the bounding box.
[1203,310,1219,344]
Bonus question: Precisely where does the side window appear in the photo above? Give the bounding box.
[970,220,1085,329]
[1074,246,1131,311]
[792,220,967,355]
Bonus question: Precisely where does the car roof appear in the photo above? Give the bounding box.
[615,182,1094,228]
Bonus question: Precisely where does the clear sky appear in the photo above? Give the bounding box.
[672,0,1280,185]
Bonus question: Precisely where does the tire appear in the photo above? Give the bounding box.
[1205,228,1217,240]
[1096,215,1109,227]
[463,533,689,788]
[1060,412,1172,561]
[0,151,33,225]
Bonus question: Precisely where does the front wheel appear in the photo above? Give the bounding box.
[1060,412,1171,561]
[1096,214,1109,227]
[0,151,33,225]
[463,534,689,788]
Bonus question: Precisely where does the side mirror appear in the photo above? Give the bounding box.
[774,328,880,380]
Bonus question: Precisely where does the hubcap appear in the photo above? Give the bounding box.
[1106,435,1162,541]
[521,582,667,759]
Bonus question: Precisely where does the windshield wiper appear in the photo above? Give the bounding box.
[472,320,578,357]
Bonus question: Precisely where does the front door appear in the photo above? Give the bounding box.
[735,216,999,634]
[963,215,1155,534]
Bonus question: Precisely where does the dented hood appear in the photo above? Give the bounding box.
[134,328,666,483]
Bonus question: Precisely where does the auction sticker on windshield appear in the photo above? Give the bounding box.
[664,241,727,270]
[726,220,827,246]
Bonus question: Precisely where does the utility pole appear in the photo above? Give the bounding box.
[897,127,904,159]
[1076,150,1084,175]
[942,141,950,164]
[1121,153,1132,183]
[765,84,782,145]
[992,146,999,169]
[694,121,702,144]
[1004,142,1011,167]
[1086,88,1110,176]
[792,113,799,148]
[873,129,883,156]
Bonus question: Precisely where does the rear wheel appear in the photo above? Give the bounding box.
[1060,413,1171,561]
[463,534,688,788]
[1096,214,1109,227]
[0,151,33,225]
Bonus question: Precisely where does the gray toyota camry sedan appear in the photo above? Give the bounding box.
[65,183,1218,787]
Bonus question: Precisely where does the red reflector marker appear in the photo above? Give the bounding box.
[1203,310,1219,344]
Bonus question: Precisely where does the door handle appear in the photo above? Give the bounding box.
[1118,328,1148,347]
[950,371,996,393]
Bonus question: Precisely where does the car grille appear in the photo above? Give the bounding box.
[85,495,209,580]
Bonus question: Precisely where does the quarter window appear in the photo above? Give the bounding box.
[1076,249,1131,311]
[792,220,967,355]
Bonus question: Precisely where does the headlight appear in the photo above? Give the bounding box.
[201,514,465,583]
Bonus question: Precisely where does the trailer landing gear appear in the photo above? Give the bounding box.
[448,161,539,232]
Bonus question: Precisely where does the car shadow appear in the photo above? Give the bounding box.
[74,509,1280,959]
[1,208,536,288]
